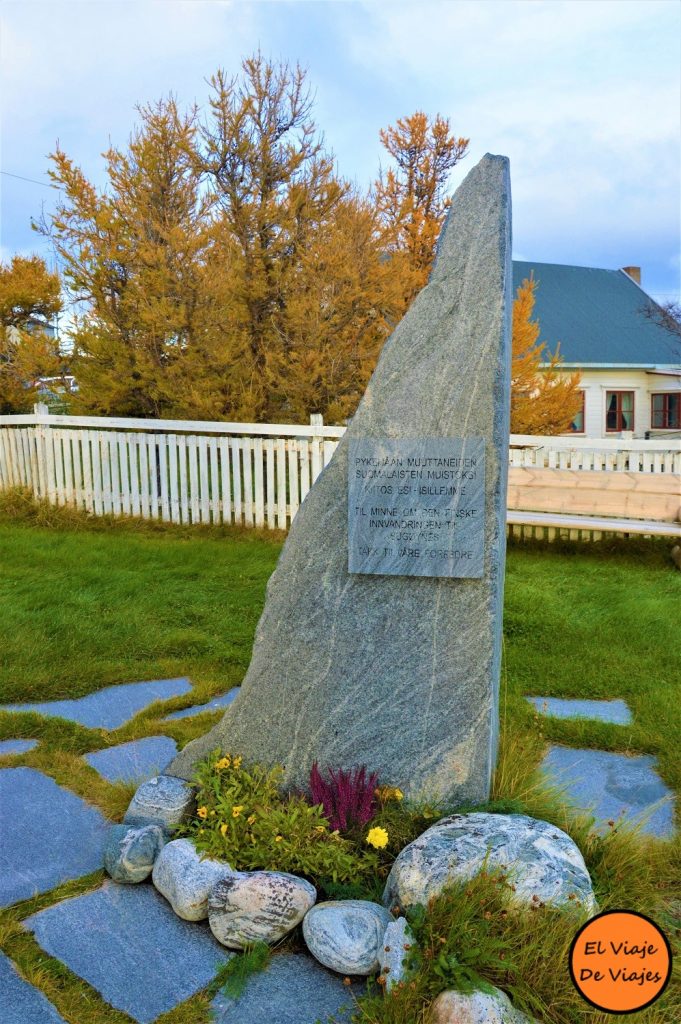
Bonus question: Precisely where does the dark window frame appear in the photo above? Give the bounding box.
[605,391,635,433]
[651,392,680,429]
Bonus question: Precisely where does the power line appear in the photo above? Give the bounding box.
[1,170,62,190]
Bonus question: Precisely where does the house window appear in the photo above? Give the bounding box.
[606,391,634,432]
[568,392,585,433]
[651,393,680,429]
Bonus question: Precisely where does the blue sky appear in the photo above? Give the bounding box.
[1,0,679,304]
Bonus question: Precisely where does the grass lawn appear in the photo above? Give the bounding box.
[0,497,679,1023]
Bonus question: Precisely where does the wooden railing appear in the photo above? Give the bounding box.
[0,409,679,539]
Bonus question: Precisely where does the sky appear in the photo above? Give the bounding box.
[1,0,680,307]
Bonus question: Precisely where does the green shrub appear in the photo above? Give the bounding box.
[181,751,380,887]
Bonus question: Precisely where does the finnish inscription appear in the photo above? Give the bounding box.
[348,438,485,579]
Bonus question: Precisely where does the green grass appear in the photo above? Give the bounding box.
[0,492,679,1023]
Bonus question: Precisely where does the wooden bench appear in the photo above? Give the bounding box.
[507,467,681,539]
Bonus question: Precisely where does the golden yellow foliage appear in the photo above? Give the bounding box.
[511,276,583,435]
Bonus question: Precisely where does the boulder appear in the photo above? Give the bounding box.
[303,900,392,976]
[152,838,233,921]
[384,813,596,914]
[104,823,165,883]
[379,915,415,992]
[208,871,316,949]
[165,153,513,807]
[430,987,537,1023]
[123,775,195,832]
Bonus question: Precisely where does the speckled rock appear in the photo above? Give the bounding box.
[152,838,233,921]
[384,813,596,914]
[165,153,512,807]
[303,900,392,976]
[430,987,537,1023]
[124,774,195,831]
[208,871,316,949]
[104,823,165,883]
[379,916,415,992]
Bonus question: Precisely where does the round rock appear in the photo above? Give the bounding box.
[303,899,392,976]
[383,813,596,914]
[208,871,316,949]
[152,837,233,921]
[124,775,195,832]
[104,823,165,883]
[431,987,537,1023]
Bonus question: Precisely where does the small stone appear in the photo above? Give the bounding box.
[104,824,165,884]
[379,916,415,992]
[152,838,233,921]
[383,813,596,914]
[124,774,195,832]
[209,871,316,949]
[303,900,392,976]
[430,987,537,1023]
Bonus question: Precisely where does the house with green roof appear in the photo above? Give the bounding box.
[512,261,681,439]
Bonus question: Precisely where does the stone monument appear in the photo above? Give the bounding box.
[168,153,512,804]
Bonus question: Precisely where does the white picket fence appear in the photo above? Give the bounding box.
[0,409,679,536]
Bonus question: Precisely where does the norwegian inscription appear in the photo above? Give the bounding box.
[348,438,485,579]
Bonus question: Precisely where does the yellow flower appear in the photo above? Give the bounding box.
[393,788,404,801]
[366,826,389,849]
[232,805,244,818]
[247,815,256,825]
[197,806,208,820]
[314,825,326,834]
[220,823,228,836]
[233,755,243,769]
[216,756,231,770]
[275,835,283,842]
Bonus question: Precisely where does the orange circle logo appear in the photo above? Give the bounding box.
[569,910,672,1013]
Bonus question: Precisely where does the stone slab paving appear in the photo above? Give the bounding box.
[163,687,240,721]
[542,746,674,837]
[0,738,38,755]
[1,677,192,730]
[26,882,230,1024]
[85,735,178,783]
[211,952,365,1024]
[0,768,110,907]
[528,697,632,725]
[0,951,67,1024]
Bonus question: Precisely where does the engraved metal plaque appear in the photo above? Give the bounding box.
[348,438,485,578]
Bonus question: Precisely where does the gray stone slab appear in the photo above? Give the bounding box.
[0,738,38,755]
[163,688,240,721]
[542,746,674,837]
[348,438,485,578]
[528,697,632,725]
[26,882,230,1024]
[1,677,192,730]
[0,768,110,907]
[167,154,512,806]
[211,952,365,1024]
[85,736,178,783]
[0,951,67,1024]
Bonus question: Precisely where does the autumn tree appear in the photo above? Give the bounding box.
[0,255,63,412]
[196,55,398,421]
[40,98,225,418]
[511,276,582,434]
[375,112,469,310]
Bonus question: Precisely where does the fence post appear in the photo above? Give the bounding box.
[310,413,324,483]
[33,402,51,500]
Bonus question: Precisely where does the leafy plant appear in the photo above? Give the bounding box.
[309,761,378,833]
[181,751,380,887]
[211,941,271,1000]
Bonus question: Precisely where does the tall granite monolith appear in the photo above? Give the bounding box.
[168,153,512,804]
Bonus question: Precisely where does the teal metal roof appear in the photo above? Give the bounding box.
[512,261,679,367]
